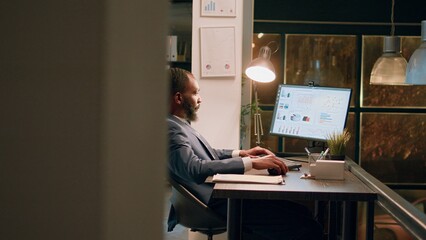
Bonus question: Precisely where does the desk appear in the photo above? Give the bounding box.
[212,162,377,240]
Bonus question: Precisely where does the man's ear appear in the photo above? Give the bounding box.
[174,92,183,104]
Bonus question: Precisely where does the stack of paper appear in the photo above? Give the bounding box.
[212,174,284,184]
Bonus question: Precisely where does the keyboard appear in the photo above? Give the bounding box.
[268,158,302,175]
[285,156,310,163]
[278,157,302,170]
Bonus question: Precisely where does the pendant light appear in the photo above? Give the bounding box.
[405,20,426,85]
[370,0,408,85]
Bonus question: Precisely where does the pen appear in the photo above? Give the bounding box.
[304,147,311,155]
[323,148,330,159]
[305,147,312,164]
[317,151,324,160]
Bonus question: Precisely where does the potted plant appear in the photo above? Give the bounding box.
[326,128,351,160]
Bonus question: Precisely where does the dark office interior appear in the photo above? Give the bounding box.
[167,0,425,239]
[255,1,425,239]
[1,0,424,239]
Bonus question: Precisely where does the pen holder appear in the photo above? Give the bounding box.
[308,153,318,173]
[309,160,345,180]
[308,153,322,164]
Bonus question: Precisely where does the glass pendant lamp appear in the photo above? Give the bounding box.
[406,20,426,85]
[369,0,408,85]
[370,36,408,85]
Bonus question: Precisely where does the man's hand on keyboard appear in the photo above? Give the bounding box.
[251,154,289,175]
[240,146,275,158]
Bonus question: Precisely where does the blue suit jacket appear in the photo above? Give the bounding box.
[167,115,245,230]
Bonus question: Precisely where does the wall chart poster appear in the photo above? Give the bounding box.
[200,27,236,77]
[201,0,236,17]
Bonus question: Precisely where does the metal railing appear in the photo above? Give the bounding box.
[346,159,426,239]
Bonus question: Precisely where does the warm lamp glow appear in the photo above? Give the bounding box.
[245,66,275,83]
[406,20,426,85]
[245,46,276,83]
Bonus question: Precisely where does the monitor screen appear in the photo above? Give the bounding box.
[269,84,352,142]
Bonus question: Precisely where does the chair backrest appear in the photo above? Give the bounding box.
[168,177,226,231]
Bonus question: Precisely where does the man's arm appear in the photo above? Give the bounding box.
[239,146,275,157]
[168,119,245,183]
[215,146,288,174]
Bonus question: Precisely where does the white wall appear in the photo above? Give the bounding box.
[191,0,245,149]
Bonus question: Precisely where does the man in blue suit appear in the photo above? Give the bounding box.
[167,68,322,239]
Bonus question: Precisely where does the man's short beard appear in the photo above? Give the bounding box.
[182,99,198,122]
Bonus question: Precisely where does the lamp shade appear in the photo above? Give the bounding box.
[406,20,426,85]
[370,36,408,85]
[245,46,276,83]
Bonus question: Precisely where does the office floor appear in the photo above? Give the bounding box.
[164,187,188,240]
[163,186,227,240]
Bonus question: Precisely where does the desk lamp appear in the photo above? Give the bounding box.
[245,44,276,146]
[370,0,408,85]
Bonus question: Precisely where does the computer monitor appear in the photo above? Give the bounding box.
[269,84,352,142]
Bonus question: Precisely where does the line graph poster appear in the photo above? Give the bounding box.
[201,0,236,17]
[200,27,235,77]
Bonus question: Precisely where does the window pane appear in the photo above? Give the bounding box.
[360,113,426,184]
[361,36,425,108]
[285,34,357,107]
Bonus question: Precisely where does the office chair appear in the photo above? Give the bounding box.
[168,177,227,240]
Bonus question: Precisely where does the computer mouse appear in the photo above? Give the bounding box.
[268,168,284,176]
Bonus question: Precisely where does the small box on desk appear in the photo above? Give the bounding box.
[309,160,345,180]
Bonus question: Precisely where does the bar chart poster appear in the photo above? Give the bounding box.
[201,0,236,17]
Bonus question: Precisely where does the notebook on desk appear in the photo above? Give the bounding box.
[212,174,285,184]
